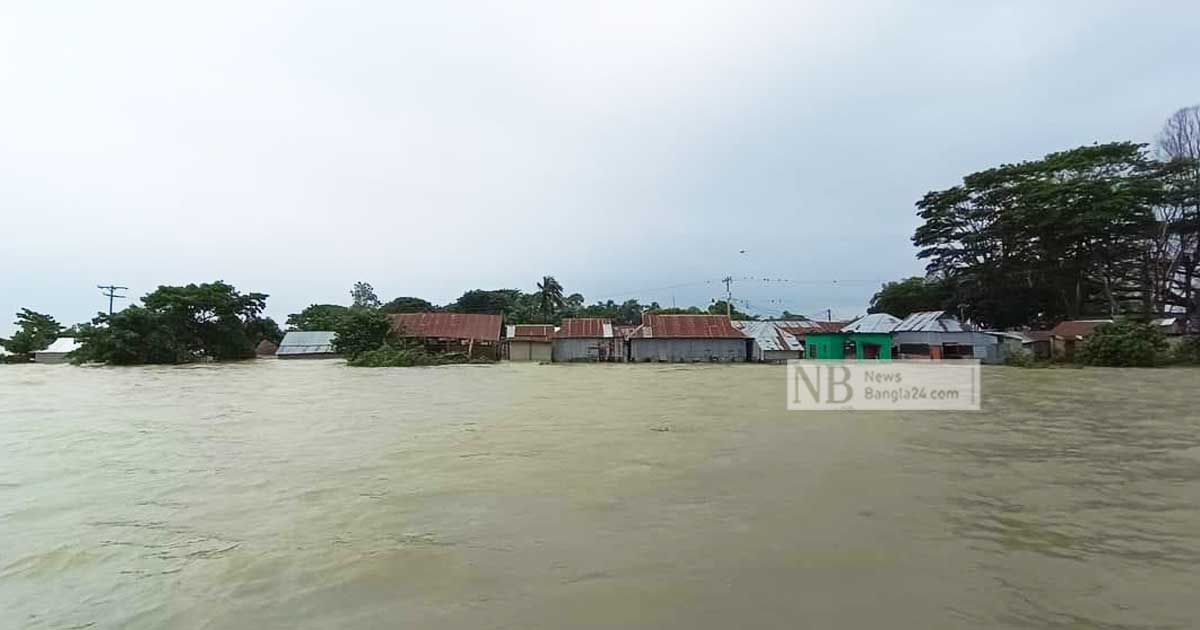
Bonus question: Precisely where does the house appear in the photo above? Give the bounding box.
[733,321,804,362]
[553,318,617,362]
[987,330,1053,360]
[504,324,554,362]
[628,314,749,362]
[276,331,338,359]
[1049,319,1112,361]
[1153,317,1186,337]
[33,338,81,364]
[891,310,1001,363]
[391,312,503,360]
[803,313,899,360]
[255,339,279,357]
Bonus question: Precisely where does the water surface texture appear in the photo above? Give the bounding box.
[2,362,1199,628]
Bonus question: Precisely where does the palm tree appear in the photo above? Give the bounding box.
[536,276,565,323]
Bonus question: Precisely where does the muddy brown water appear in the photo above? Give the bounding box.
[1,361,1199,629]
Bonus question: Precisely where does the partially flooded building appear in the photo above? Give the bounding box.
[804,313,899,360]
[276,331,338,359]
[391,312,503,360]
[553,318,617,362]
[503,324,554,362]
[1049,319,1111,361]
[733,320,804,362]
[892,310,1000,362]
[33,338,81,364]
[628,314,749,362]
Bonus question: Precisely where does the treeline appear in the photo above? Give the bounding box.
[285,277,765,332]
[872,106,1200,331]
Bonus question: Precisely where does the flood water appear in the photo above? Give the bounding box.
[2,361,1199,629]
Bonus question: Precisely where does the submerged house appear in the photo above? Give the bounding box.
[391,312,503,360]
[1049,319,1111,361]
[628,314,748,362]
[277,331,338,359]
[892,311,1001,362]
[255,339,279,357]
[733,320,804,362]
[504,324,554,362]
[553,318,617,362]
[33,338,81,364]
[804,313,899,360]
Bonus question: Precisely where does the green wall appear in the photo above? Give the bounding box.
[805,332,892,360]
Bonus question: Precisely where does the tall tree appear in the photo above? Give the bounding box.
[286,304,349,331]
[536,276,565,323]
[868,277,954,318]
[381,296,436,314]
[3,309,63,357]
[350,282,381,309]
[1154,105,1200,333]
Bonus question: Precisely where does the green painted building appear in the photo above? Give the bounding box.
[804,332,893,360]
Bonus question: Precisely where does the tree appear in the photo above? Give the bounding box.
[913,142,1162,328]
[73,281,269,365]
[1078,320,1168,367]
[381,296,436,314]
[286,304,349,331]
[536,276,565,323]
[706,300,756,320]
[245,317,284,345]
[333,308,393,358]
[1154,105,1200,333]
[868,277,953,318]
[3,309,63,357]
[350,282,381,309]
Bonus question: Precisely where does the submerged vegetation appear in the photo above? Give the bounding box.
[346,344,475,367]
[1078,320,1169,367]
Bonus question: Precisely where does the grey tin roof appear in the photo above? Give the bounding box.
[732,321,804,352]
[841,313,900,333]
[893,310,969,333]
[277,331,337,355]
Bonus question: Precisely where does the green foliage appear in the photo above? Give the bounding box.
[536,276,565,323]
[381,296,436,314]
[1172,336,1200,364]
[1077,320,1169,367]
[286,304,349,331]
[332,308,393,358]
[3,309,63,357]
[346,343,474,367]
[245,317,284,345]
[73,282,268,365]
[868,277,953,318]
[1002,348,1040,368]
[706,300,757,320]
[914,142,1163,328]
[350,282,381,309]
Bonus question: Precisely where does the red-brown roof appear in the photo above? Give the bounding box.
[1050,320,1112,339]
[636,314,746,339]
[392,313,502,342]
[556,318,612,338]
[613,325,640,340]
[509,324,555,341]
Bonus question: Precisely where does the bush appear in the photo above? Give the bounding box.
[1172,336,1200,365]
[333,309,393,359]
[347,344,473,367]
[1003,348,1038,368]
[1077,320,1169,367]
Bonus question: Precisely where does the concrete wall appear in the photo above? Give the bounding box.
[507,341,552,362]
[629,338,747,362]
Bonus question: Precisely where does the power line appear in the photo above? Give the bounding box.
[97,284,128,315]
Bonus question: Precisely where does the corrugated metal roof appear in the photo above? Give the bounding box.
[392,313,502,342]
[1050,319,1112,339]
[506,324,555,341]
[842,313,901,333]
[556,318,613,338]
[733,321,803,351]
[613,325,640,340]
[277,331,337,355]
[893,311,968,333]
[637,314,747,339]
[37,338,81,354]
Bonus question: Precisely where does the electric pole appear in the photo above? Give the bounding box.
[98,285,128,315]
[722,276,733,318]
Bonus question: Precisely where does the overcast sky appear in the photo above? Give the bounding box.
[2,1,1198,334]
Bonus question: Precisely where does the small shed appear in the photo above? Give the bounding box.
[33,338,80,364]
[553,318,617,362]
[891,310,1000,363]
[733,321,804,362]
[1049,319,1111,361]
[277,331,338,359]
[504,324,554,361]
[628,314,749,362]
[391,312,503,360]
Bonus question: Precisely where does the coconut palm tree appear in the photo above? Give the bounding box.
[536,276,565,323]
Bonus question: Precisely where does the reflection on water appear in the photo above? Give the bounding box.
[1,362,1198,629]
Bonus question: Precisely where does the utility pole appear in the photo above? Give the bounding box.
[722,276,734,318]
[826,308,832,322]
[98,285,128,315]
